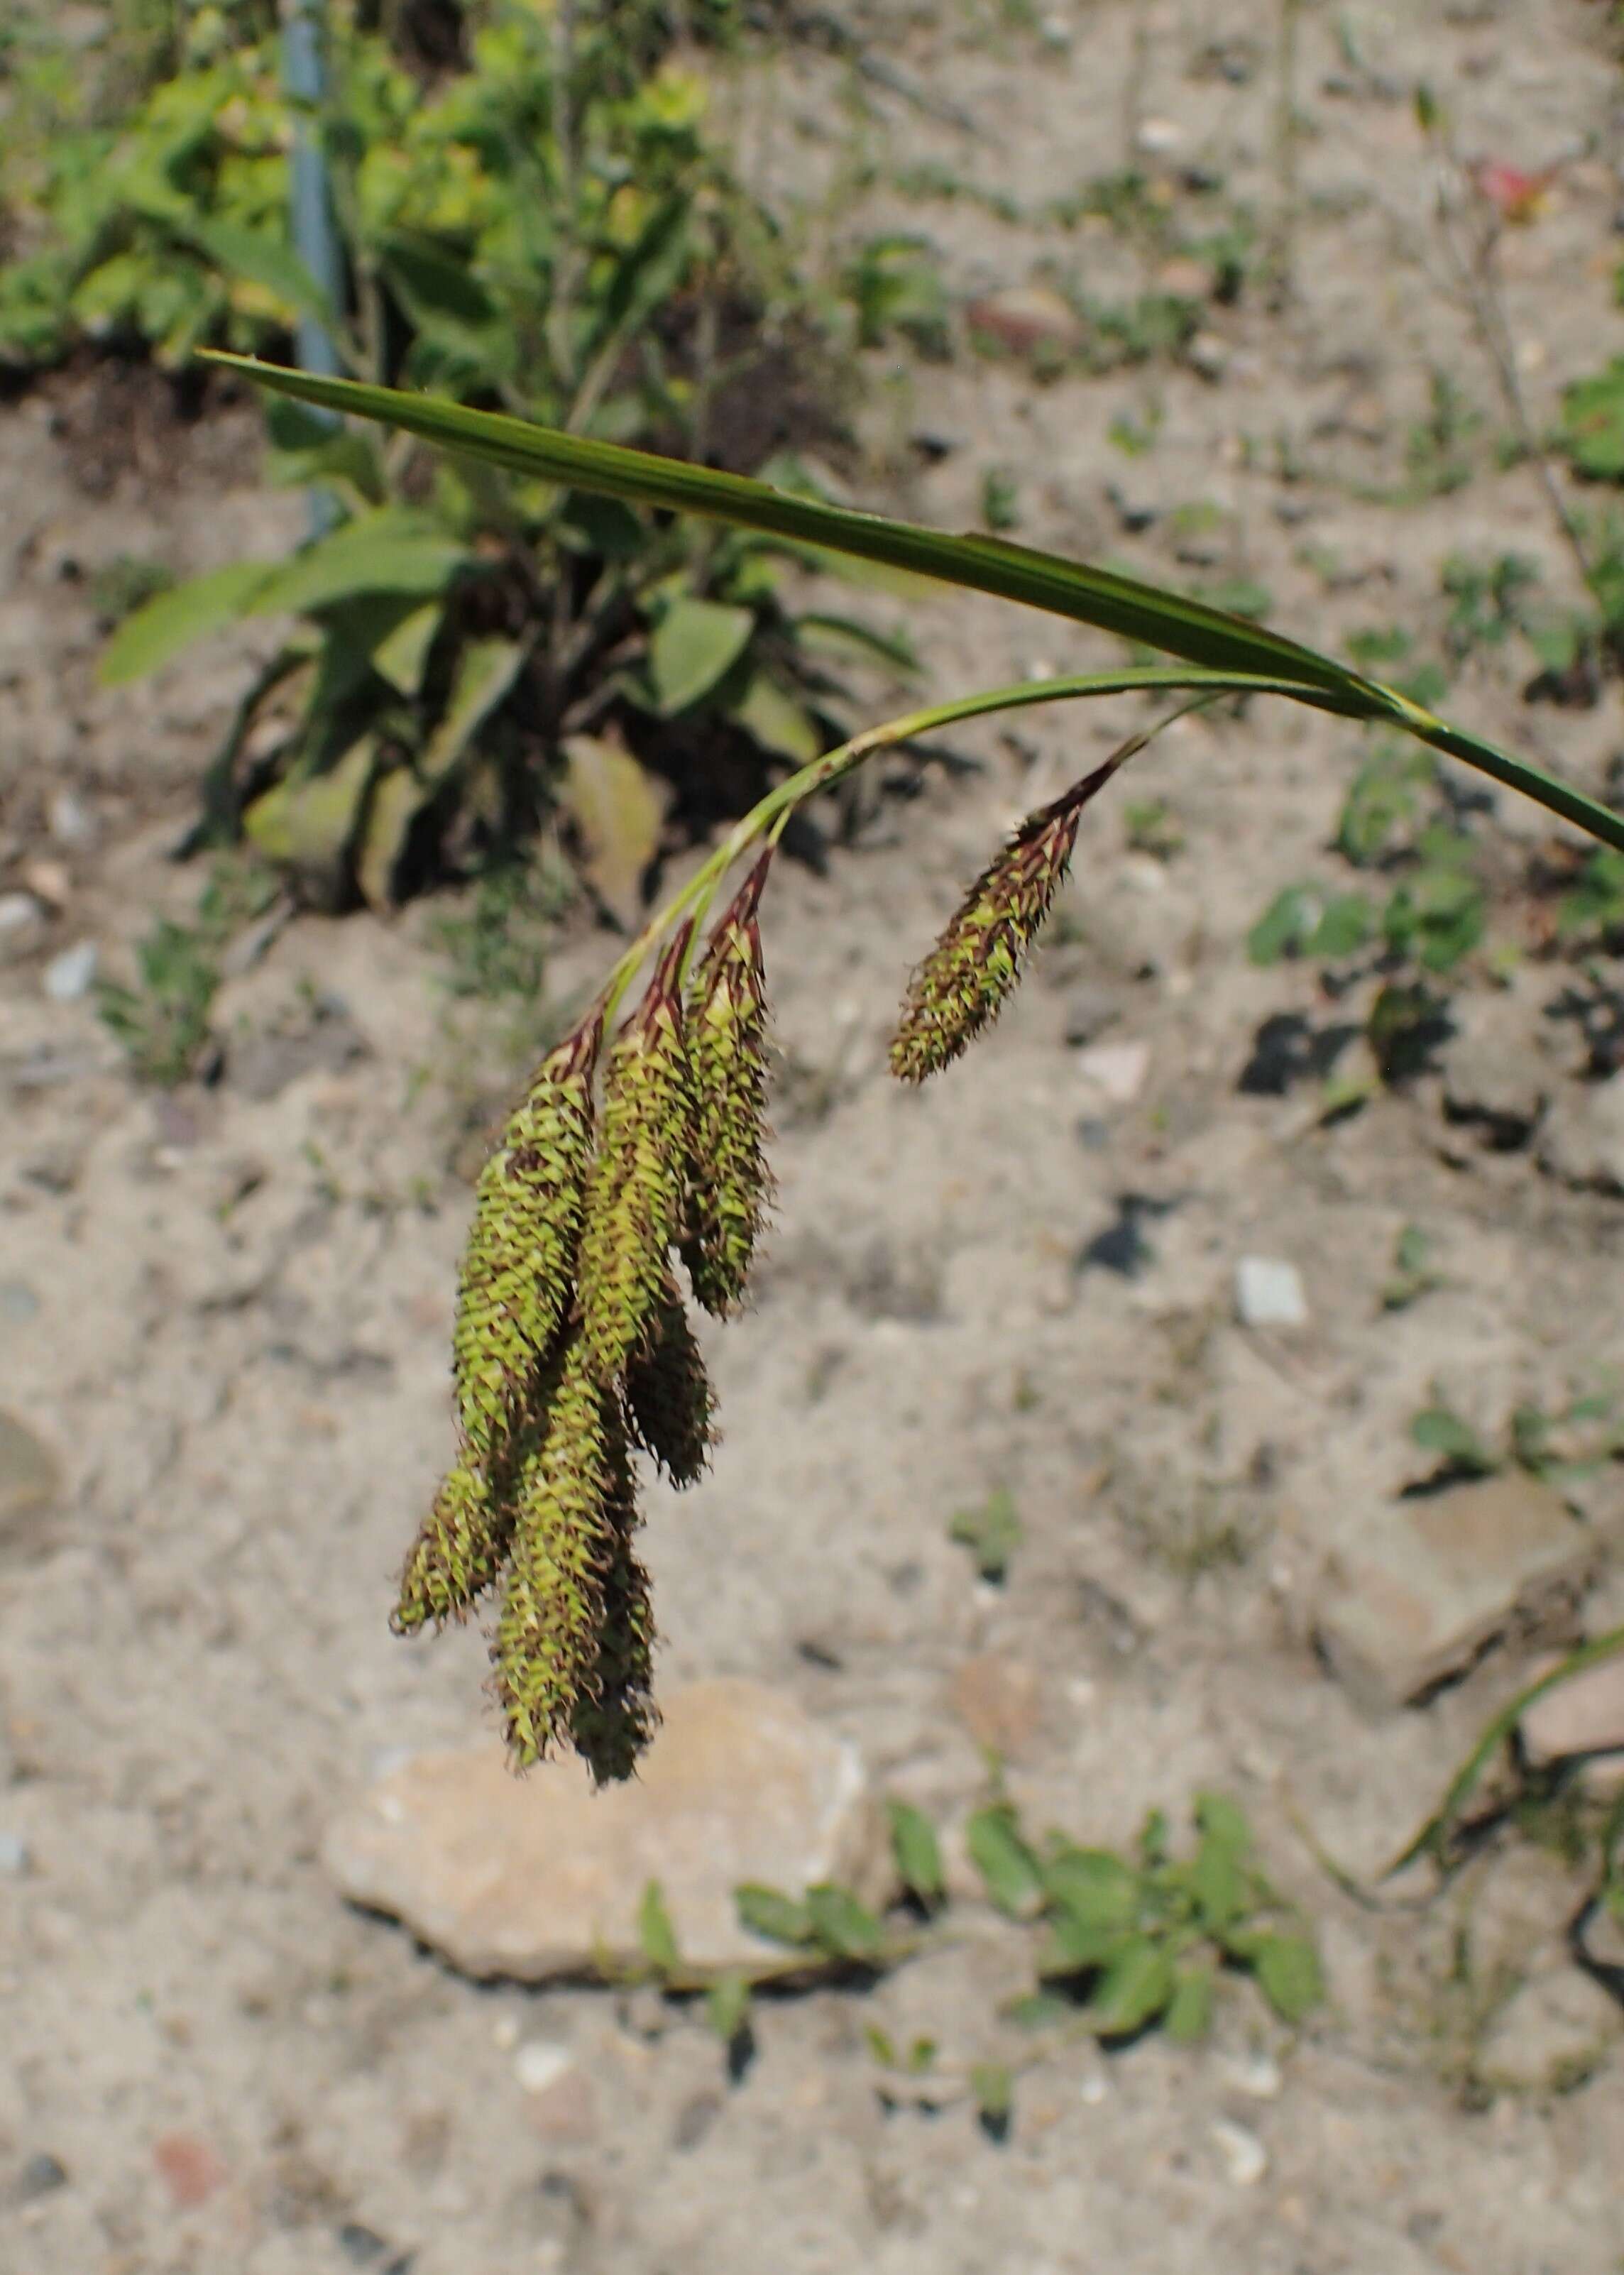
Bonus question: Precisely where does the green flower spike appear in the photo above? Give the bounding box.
[577,923,695,1386]
[625,1269,717,1488]
[567,1419,659,1785]
[681,852,775,1317]
[451,1013,602,1474]
[393,1461,510,1635]
[492,1336,623,1771]
[889,760,1119,1083]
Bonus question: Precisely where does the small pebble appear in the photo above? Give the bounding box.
[1210,2117,1268,2186]
[1136,116,1184,154]
[1235,1256,1307,1330]
[514,2040,574,2096]
[1078,2071,1109,2106]
[1075,1041,1149,1104]
[43,941,97,1003]
[0,1832,29,1877]
[490,2013,520,2051]
[0,1282,39,1325]
[49,791,95,848]
[0,892,43,938]
[1224,2051,1282,2100]
[21,860,70,910]
[17,2153,68,2201]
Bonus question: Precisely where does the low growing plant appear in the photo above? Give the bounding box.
[212,350,1624,1782]
[85,5,909,908]
[627,1787,1322,2114]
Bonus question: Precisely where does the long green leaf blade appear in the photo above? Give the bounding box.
[203,356,1624,854]
[202,357,1346,685]
[99,559,273,684]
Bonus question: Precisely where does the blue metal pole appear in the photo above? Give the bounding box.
[280,0,346,534]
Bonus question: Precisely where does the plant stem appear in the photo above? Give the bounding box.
[593,669,1315,1024]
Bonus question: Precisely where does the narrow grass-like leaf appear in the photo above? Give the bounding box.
[204,354,1624,855]
[1387,1626,1624,1874]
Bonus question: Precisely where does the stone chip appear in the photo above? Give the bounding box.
[324,1679,891,1979]
[1314,1475,1596,1714]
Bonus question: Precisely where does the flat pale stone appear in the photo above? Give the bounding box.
[0,1411,63,1562]
[1521,1648,1624,1787]
[1315,1476,1596,1714]
[325,1679,890,1980]
[1478,1968,1621,2091]
[1537,1076,1624,1197]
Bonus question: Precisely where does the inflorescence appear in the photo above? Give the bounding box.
[399,769,1120,1780]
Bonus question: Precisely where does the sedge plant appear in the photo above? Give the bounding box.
[207,351,1624,1786]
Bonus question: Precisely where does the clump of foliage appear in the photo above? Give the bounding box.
[79,2,908,909]
[221,349,1624,1780]
[94,855,278,1086]
[1408,1386,1624,1492]
[1246,737,1488,1092]
[625,1789,1322,2122]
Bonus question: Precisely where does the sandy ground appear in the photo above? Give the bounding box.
[4,3,1624,2270]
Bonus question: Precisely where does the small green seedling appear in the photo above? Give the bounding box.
[990,1792,1324,2041]
[949,1488,1024,1582]
[1382,1225,1442,1312]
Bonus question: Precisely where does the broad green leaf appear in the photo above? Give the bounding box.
[1037,1913,1131,1977]
[556,734,669,929]
[1246,885,1319,967]
[243,735,377,900]
[1087,1937,1176,2037]
[1561,359,1624,480]
[706,1970,752,2046]
[419,637,525,785]
[637,1879,683,1976]
[804,1882,885,1961]
[1192,1793,1254,1855]
[649,596,755,715]
[887,1800,945,1907]
[735,1882,814,1946]
[1308,892,1374,960]
[183,218,335,327]
[370,601,443,698]
[1190,1838,1249,1933]
[379,233,504,341]
[1004,1990,1072,2032]
[355,762,427,911]
[1164,1963,1216,2044]
[966,1803,1044,1917]
[1041,1847,1141,1931]
[99,559,272,684]
[1249,1933,1324,2024]
[1410,1405,1498,1474]
[207,355,1624,857]
[265,428,388,507]
[559,491,647,562]
[730,673,821,764]
[245,510,469,620]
